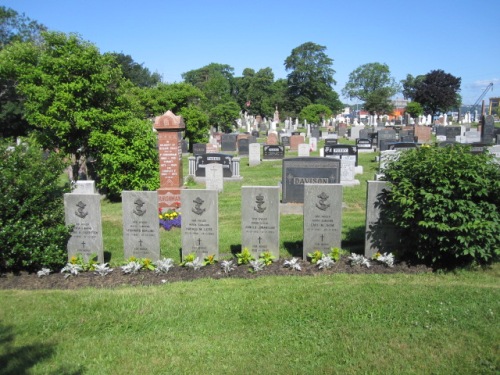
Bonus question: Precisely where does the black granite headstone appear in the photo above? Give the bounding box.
[194,153,233,177]
[221,134,237,151]
[282,157,341,203]
[263,145,284,159]
[324,144,358,166]
[193,143,207,156]
[238,138,249,155]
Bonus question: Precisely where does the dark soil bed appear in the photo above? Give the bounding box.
[0,258,432,290]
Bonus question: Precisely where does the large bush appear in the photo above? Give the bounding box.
[0,138,71,272]
[381,145,500,268]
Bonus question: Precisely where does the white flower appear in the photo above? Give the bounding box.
[283,258,302,271]
[37,268,51,277]
[377,252,395,267]
[121,261,142,274]
[154,258,175,274]
[94,263,113,276]
[185,257,204,271]
[220,260,236,274]
[317,254,334,269]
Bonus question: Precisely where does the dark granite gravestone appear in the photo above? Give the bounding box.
[496,134,500,145]
[481,115,495,144]
[263,145,284,159]
[251,130,260,138]
[324,138,338,146]
[437,140,458,147]
[324,144,358,165]
[359,128,369,139]
[281,136,290,147]
[194,153,233,177]
[379,139,398,151]
[181,139,189,154]
[469,142,489,154]
[238,138,249,155]
[292,131,301,136]
[356,138,373,150]
[221,134,237,151]
[193,143,207,156]
[310,125,321,139]
[388,142,417,151]
[377,129,397,149]
[436,126,461,141]
[282,157,341,203]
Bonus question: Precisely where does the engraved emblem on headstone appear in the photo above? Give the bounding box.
[75,201,88,218]
[254,194,266,213]
[133,198,146,216]
[192,197,206,215]
[315,192,330,211]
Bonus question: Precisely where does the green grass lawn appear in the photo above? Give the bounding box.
[1,143,499,374]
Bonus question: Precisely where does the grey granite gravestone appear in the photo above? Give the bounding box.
[64,193,104,263]
[377,129,397,149]
[193,143,207,156]
[241,186,280,260]
[72,180,97,194]
[122,191,160,260]
[181,190,219,260]
[205,163,223,192]
[221,134,237,151]
[364,181,398,258]
[282,157,341,203]
[249,143,261,166]
[481,115,495,144]
[303,184,343,259]
[238,138,249,155]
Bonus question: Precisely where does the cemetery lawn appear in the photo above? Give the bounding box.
[0,144,499,373]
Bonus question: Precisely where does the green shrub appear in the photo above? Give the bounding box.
[380,144,500,268]
[0,138,72,272]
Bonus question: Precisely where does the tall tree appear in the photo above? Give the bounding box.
[107,52,161,87]
[342,62,400,115]
[284,42,338,115]
[400,73,425,101]
[0,31,159,198]
[0,6,46,138]
[182,63,235,108]
[413,69,461,118]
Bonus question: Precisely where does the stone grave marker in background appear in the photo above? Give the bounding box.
[364,180,398,258]
[389,142,417,151]
[377,129,397,149]
[249,143,261,166]
[181,139,189,154]
[298,143,310,156]
[356,138,373,152]
[72,180,97,194]
[64,192,104,263]
[324,144,358,166]
[122,191,160,261]
[281,136,290,147]
[263,145,284,160]
[266,132,279,145]
[481,115,495,144]
[154,110,185,211]
[241,186,280,260]
[193,143,207,156]
[181,189,219,261]
[414,126,431,143]
[290,134,305,150]
[221,134,237,151]
[205,163,223,192]
[206,143,219,153]
[309,137,318,152]
[238,138,249,155]
[195,153,233,177]
[303,184,342,259]
[282,157,341,203]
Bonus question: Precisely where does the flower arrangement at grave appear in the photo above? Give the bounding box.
[159,206,181,230]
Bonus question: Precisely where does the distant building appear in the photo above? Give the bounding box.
[489,97,499,115]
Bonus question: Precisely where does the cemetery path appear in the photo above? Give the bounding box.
[0,258,431,290]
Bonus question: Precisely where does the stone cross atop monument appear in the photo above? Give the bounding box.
[154,110,185,211]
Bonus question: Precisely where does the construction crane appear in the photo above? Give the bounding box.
[471,82,493,121]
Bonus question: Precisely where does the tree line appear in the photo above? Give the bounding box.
[0,6,462,199]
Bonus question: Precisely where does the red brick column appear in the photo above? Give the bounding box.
[154,111,185,211]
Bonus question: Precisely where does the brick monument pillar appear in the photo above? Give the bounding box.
[154,110,185,211]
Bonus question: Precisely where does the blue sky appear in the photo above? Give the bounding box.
[3,0,499,105]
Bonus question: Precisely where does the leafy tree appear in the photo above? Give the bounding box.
[380,145,500,268]
[182,63,235,108]
[413,69,461,119]
[400,74,425,101]
[299,104,332,124]
[284,42,338,114]
[0,6,46,138]
[241,67,275,118]
[179,104,209,148]
[0,32,159,197]
[107,52,161,87]
[209,101,240,133]
[0,137,71,272]
[342,62,400,115]
[405,101,424,119]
